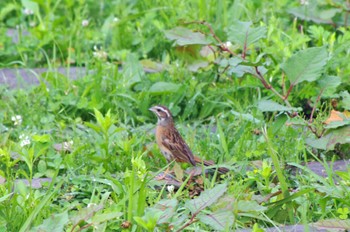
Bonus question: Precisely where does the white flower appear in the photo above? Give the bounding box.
[82,19,89,27]
[23,8,34,15]
[63,140,73,150]
[300,0,309,5]
[224,41,233,47]
[19,134,30,147]
[167,185,174,193]
[113,17,119,23]
[93,51,108,59]
[11,115,22,126]
[29,21,36,27]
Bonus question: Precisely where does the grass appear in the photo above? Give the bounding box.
[1,0,350,231]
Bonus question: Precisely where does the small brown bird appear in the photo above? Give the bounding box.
[149,105,228,174]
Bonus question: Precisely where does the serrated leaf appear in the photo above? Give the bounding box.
[149,82,180,94]
[226,21,267,47]
[164,27,210,46]
[197,210,234,231]
[258,100,300,112]
[186,183,227,214]
[281,47,328,85]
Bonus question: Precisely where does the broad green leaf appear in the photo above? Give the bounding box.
[148,82,180,94]
[226,21,267,47]
[30,211,69,232]
[186,183,227,214]
[340,91,350,110]
[288,6,339,24]
[258,100,300,112]
[21,0,39,15]
[134,207,163,231]
[153,199,178,224]
[306,125,350,150]
[122,53,144,87]
[164,27,210,46]
[71,204,104,226]
[237,200,267,212]
[197,210,234,231]
[317,75,341,97]
[92,212,123,224]
[281,47,328,85]
[230,110,261,123]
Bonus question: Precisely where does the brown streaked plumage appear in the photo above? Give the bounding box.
[149,105,229,174]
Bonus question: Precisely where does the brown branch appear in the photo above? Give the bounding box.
[309,88,324,123]
[176,215,198,232]
[184,20,236,56]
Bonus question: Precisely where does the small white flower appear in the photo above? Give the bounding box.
[113,17,119,23]
[224,41,233,48]
[19,134,30,147]
[167,185,174,193]
[63,140,73,151]
[93,50,108,60]
[29,21,36,27]
[300,0,309,5]
[82,19,89,27]
[11,115,22,126]
[23,8,34,15]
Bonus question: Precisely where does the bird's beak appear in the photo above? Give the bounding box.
[149,106,156,112]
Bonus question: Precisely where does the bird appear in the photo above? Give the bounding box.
[149,105,228,174]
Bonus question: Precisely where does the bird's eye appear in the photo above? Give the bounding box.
[156,109,161,112]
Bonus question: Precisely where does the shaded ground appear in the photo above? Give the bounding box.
[0,67,87,89]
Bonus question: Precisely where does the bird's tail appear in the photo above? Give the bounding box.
[194,156,229,174]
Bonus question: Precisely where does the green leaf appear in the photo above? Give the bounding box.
[164,27,211,46]
[21,0,39,15]
[306,125,350,150]
[30,211,69,232]
[281,47,328,85]
[340,91,350,110]
[197,210,234,231]
[237,200,267,212]
[226,21,267,47]
[32,134,50,143]
[317,75,341,97]
[186,183,227,214]
[230,110,261,123]
[257,100,300,112]
[153,199,178,224]
[122,53,144,87]
[148,82,180,94]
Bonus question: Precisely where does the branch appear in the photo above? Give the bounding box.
[309,88,324,123]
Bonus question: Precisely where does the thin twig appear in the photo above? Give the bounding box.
[309,88,324,123]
